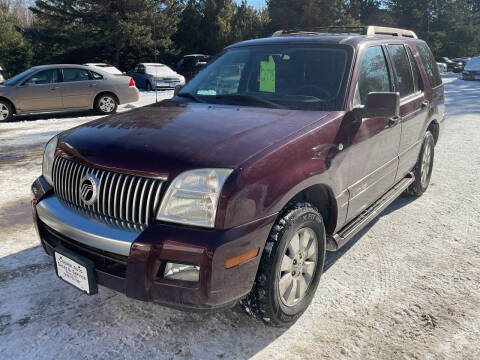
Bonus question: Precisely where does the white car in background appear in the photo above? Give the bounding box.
[462,56,480,80]
[437,62,447,73]
[0,66,5,83]
[84,63,123,75]
[127,63,186,90]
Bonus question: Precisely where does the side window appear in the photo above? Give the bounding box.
[387,45,414,98]
[132,65,139,73]
[406,46,423,92]
[91,71,103,80]
[417,43,442,88]
[138,65,145,74]
[63,68,91,82]
[26,69,58,85]
[354,46,391,106]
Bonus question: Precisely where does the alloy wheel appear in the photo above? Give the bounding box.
[0,103,9,121]
[421,140,432,187]
[99,96,116,113]
[278,227,318,307]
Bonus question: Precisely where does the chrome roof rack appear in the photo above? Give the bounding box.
[272,26,418,39]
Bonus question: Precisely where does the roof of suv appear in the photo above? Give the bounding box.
[229,34,424,50]
[228,26,423,49]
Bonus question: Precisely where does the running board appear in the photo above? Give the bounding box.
[327,173,415,251]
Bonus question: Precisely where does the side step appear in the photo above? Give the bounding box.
[327,173,415,251]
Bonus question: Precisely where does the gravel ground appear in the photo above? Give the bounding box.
[0,77,479,359]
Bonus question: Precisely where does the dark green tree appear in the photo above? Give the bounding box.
[0,1,32,77]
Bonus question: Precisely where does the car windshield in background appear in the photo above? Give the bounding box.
[3,67,37,86]
[178,44,352,111]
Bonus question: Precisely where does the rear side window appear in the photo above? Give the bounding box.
[63,68,90,82]
[406,46,423,92]
[387,45,414,98]
[354,46,391,106]
[91,71,103,80]
[417,43,442,88]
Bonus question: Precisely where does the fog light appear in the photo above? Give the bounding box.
[164,262,200,282]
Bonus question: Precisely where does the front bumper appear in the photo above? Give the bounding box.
[32,177,275,311]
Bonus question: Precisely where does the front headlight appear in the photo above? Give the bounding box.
[42,135,58,186]
[157,168,233,228]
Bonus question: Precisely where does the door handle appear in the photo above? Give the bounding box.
[387,115,401,128]
[421,100,429,109]
[89,83,97,87]
[50,86,59,91]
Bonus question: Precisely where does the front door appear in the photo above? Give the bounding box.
[59,68,95,108]
[15,68,63,112]
[345,45,401,222]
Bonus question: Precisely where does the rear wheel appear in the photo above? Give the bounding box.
[405,131,435,196]
[0,100,13,122]
[95,94,118,115]
[241,202,326,327]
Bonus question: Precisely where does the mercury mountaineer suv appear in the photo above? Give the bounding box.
[32,26,445,326]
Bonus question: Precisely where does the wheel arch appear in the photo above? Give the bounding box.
[93,91,119,108]
[427,119,440,145]
[0,96,16,114]
[282,183,338,235]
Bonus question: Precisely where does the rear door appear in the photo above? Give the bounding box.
[59,68,95,108]
[16,68,63,112]
[385,44,429,181]
[345,45,401,222]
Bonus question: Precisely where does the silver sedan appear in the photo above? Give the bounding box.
[0,64,139,122]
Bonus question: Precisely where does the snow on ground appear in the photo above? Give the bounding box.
[0,77,479,359]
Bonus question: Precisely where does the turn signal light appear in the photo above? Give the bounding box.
[129,78,135,87]
[225,248,259,269]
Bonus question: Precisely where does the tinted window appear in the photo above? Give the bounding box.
[387,45,414,98]
[63,68,90,82]
[3,67,37,86]
[180,44,352,111]
[91,71,103,80]
[417,43,442,88]
[406,46,423,92]
[354,46,391,106]
[27,69,59,85]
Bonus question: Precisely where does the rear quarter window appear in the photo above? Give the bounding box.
[417,43,442,88]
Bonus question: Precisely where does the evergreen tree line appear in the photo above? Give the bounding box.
[1,0,479,77]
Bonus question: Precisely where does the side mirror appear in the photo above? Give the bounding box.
[174,85,183,95]
[352,92,400,120]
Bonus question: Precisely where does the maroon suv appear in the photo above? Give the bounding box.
[32,26,444,326]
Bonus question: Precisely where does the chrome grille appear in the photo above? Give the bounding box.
[52,156,164,230]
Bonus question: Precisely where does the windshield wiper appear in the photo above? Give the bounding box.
[176,92,206,103]
[215,94,285,109]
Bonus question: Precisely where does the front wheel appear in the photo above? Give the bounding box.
[0,100,13,122]
[95,94,118,115]
[405,131,435,196]
[241,202,326,327]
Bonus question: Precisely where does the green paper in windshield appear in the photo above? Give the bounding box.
[260,56,275,93]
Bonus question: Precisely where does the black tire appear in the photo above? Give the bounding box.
[146,81,153,91]
[95,93,118,115]
[0,100,13,122]
[405,131,435,196]
[241,202,326,327]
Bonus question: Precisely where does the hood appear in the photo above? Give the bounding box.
[464,57,480,71]
[58,102,333,179]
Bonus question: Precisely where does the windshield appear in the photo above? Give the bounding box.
[3,67,37,86]
[177,44,352,111]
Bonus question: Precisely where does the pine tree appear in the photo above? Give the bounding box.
[0,1,32,77]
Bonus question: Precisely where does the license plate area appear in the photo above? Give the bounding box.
[54,246,98,295]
